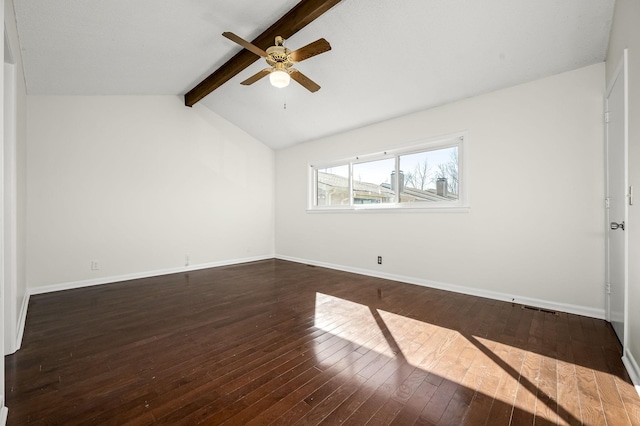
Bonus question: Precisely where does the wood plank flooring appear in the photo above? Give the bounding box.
[5,259,640,425]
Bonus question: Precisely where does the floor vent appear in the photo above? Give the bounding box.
[521,305,559,315]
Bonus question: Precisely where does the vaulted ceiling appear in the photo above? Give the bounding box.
[13,0,614,149]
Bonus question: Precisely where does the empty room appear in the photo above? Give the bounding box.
[2,0,640,424]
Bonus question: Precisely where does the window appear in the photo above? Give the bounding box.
[399,145,459,203]
[316,165,349,206]
[309,133,467,211]
[352,158,395,205]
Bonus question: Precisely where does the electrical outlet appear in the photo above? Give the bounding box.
[91,260,100,271]
[377,256,382,265]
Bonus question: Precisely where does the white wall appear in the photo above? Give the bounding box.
[26,96,274,290]
[275,63,605,316]
[606,0,640,390]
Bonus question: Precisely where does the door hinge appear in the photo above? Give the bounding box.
[605,197,610,208]
[606,282,611,294]
[629,185,634,206]
[604,111,610,123]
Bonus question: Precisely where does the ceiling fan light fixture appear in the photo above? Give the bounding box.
[269,69,290,88]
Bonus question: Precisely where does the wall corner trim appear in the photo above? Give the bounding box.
[275,254,606,320]
[622,351,640,397]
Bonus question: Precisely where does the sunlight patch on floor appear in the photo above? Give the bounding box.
[312,293,582,424]
[313,292,391,355]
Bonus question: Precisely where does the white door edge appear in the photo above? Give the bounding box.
[604,48,629,347]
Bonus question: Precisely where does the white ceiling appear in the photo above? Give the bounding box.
[13,0,614,150]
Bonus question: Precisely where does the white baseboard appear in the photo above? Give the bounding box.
[275,255,606,319]
[24,253,606,320]
[28,255,274,296]
[0,406,7,426]
[623,350,640,397]
[15,291,30,351]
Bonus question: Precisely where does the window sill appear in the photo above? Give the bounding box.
[306,205,471,214]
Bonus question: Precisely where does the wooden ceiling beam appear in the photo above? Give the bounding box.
[184,0,343,107]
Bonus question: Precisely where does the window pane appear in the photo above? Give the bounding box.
[317,165,349,206]
[352,158,395,204]
[399,146,458,203]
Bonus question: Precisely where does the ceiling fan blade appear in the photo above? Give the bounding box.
[290,69,321,93]
[222,32,268,58]
[240,69,272,85]
[289,38,332,63]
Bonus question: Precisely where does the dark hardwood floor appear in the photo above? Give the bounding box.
[5,259,640,425]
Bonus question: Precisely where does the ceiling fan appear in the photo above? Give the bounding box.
[222,32,331,93]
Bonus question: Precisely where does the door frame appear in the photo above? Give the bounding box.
[604,48,629,348]
[3,27,17,356]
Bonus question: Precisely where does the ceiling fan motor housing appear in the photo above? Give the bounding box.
[266,45,294,69]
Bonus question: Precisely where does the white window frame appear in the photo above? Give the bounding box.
[308,131,469,213]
